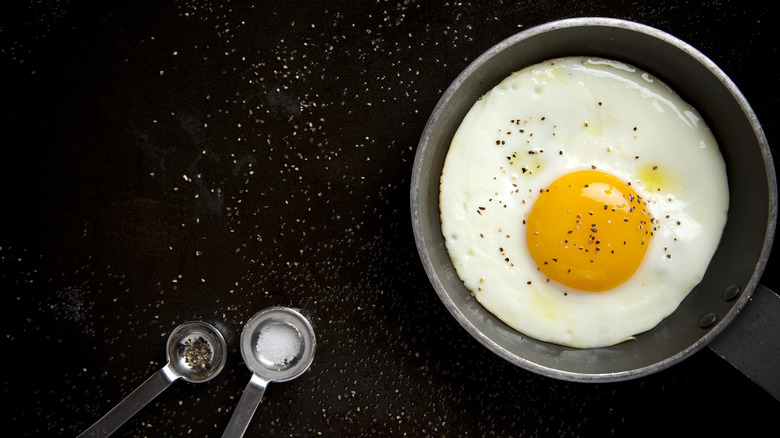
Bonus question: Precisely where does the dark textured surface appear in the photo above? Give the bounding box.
[2,1,778,437]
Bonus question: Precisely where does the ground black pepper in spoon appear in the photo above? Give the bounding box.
[78,321,227,438]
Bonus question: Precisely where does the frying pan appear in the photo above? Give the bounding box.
[410,18,779,395]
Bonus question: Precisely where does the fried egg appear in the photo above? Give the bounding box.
[439,57,729,348]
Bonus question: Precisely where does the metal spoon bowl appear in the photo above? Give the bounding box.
[241,306,316,380]
[79,321,227,438]
[222,306,316,438]
[168,321,228,383]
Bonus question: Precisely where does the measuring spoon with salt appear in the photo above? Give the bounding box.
[222,306,316,438]
[78,321,227,437]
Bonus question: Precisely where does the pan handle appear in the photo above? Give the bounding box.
[708,284,780,400]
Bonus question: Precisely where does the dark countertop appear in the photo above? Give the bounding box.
[2,1,778,436]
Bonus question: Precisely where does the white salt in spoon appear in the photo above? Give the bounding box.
[78,321,227,437]
[221,306,316,438]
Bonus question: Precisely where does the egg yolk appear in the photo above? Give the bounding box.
[526,170,653,292]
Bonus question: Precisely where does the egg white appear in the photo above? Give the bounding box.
[439,57,729,348]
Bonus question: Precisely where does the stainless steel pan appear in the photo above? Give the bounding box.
[410,17,778,396]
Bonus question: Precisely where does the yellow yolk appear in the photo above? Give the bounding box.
[526,170,653,292]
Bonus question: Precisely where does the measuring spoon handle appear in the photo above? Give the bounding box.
[78,364,179,438]
[221,374,269,438]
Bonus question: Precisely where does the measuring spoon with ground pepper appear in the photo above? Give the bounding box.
[78,321,227,438]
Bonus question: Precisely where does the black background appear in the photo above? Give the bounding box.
[2,1,778,437]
